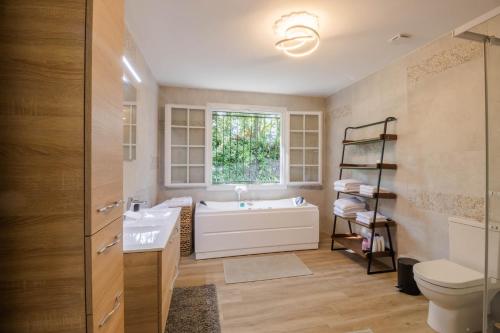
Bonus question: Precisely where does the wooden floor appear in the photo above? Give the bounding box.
[175,235,433,333]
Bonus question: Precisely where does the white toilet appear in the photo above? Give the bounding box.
[413,217,500,333]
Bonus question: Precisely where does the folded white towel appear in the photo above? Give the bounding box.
[334,209,356,218]
[334,186,360,193]
[152,196,193,209]
[334,207,366,218]
[356,211,387,221]
[334,179,362,187]
[336,206,366,213]
[334,198,366,210]
[359,185,390,194]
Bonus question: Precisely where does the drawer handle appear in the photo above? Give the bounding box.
[97,200,123,213]
[97,234,121,255]
[99,291,122,328]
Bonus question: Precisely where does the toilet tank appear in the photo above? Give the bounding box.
[449,216,500,279]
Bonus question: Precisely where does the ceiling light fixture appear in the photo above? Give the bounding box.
[122,56,142,83]
[274,11,320,57]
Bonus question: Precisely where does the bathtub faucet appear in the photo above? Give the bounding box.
[234,185,248,202]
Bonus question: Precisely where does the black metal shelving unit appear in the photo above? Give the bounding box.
[331,117,397,274]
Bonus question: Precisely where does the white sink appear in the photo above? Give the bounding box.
[123,207,181,253]
[124,209,176,227]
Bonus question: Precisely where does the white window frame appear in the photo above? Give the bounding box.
[286,111,323,186]
[206,103,287,191]
[164,104,207,187]
[164,104,323,189]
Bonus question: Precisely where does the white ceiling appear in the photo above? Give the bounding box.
[125,0,500,97]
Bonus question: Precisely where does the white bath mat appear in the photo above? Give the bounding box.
[223,253,312,284]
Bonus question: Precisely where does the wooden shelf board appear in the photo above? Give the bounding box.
[337,190,396,199]
[343,134,397,146]
[335,215,396,228]
[340,163,397,170]
[332,233,393,258]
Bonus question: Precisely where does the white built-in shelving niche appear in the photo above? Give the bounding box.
[166,105,206,186]
[123,102,137,161]
[288,111,322,185]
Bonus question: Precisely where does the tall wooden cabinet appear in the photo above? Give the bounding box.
[0,1,125,332]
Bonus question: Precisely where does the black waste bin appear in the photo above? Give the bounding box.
[397,257,421,295]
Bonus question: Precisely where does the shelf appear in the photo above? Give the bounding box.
[331,117,397,274]
[332,233,393,258]
[343,134,397,145]
[334,215,396,229]
[340,163,397,170]
[337,190,396,199]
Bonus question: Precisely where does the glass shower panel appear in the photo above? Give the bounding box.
[485,13,500,333]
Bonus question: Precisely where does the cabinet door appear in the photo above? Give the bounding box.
[86,0,125,235]
[86,217,124,333]
[160,224,180,331]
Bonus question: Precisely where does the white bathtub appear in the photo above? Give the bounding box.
[194,198,319,259]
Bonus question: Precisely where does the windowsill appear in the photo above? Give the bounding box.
[206,184,288,191]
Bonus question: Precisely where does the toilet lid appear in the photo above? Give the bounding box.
[413,259,484,289]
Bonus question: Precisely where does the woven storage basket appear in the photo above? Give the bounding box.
[154,197,193,256]
[178,205,193,256]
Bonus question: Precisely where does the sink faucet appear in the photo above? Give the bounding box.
[126,197,148,212]
[234,185,248,202]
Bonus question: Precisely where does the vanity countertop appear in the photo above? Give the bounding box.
[123,207,181,253]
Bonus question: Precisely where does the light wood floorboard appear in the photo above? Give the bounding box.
[176,234,433,333]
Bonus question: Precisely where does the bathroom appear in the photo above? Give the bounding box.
[1,0,500,332]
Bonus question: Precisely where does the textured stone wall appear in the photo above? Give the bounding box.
[326,34,486,260]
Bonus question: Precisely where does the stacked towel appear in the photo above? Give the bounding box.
[362,235,386,252]
[334,198,366,218]
[356,211,388,225]
[334,179,362,193]
[151,196,193,210]
[359,185,389,196]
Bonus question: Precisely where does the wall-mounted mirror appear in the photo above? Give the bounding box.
[123,79,137,161]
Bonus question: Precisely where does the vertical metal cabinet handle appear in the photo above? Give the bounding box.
[97,234,122,255]
[98,291,122,327]
[97,200,123,213]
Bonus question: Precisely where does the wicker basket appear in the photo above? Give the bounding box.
[154,197,193,256]
[179,205,193,256]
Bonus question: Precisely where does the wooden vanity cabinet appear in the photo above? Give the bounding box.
[124,218,181,333]
[0,0,125,332]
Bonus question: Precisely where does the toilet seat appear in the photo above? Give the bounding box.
[413,259,483,289]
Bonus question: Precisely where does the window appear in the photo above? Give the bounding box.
[211,111,281,185]
[165,104,322,188]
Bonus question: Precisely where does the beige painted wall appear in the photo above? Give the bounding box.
[157,86,329,230]
[123,28,159,206]
[326,33,487,261]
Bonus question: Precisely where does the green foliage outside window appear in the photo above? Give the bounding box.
[212,112,281,184]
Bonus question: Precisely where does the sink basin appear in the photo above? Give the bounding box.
[123,207,181,253]
[124,208,176,227]
[123,226,163,246]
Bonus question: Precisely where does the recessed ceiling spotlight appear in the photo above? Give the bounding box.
[274,11,320,57]
[388,33,411,44]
